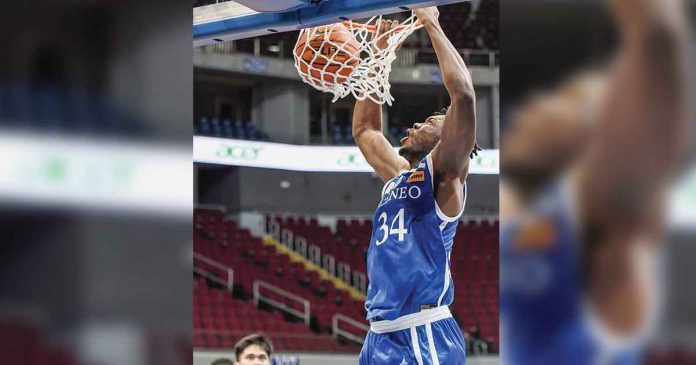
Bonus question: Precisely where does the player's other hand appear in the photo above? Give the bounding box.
[374,19,401,52]
[414,6,440,27]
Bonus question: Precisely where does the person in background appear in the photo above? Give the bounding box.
[211,358,234,365]
[233,333,273,365]
[468,326,489,355]
[463,331,473,355]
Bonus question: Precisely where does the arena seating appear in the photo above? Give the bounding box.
[329,122,403,146]
[194,115,401,146]
[195,116,269,141]
[194,209,368,347]
[193,276,362,352]
[0,84,147,135]
[451,219,499,349]
[434,1,473,48]
[330,123,357,145]
[458,0,498,50]
[270,216,369,275]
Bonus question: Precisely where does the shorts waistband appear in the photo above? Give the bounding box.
[369,306,452,334]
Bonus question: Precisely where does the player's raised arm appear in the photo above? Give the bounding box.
[352,20,410,182]
[352,97,410,183]
[577,0,688,231]
[416,7,477,182]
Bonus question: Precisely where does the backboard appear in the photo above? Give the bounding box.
[193,0,469,47]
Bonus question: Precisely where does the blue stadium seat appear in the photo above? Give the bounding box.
[344,126,354,145]
[199,116,211,135]
[36,87,63,128]
[222,118,233,138]
[256,130,269,141]
[12,84,31,125]
[389,126,401,144]
[71,90,92,132]
[211,117,222,137]
[245,123,257,140]
[234,119,245,139]
[331,123,343,145]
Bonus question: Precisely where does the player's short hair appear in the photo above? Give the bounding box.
[211,358,234,365]
[434,107,449,116]
[234,333,274,361]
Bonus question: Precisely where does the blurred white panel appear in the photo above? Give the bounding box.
[78,323,145,365]
[0,131,191,217]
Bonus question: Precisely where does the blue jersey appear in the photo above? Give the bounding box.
[500,182,645,365]
[365,154,466,321]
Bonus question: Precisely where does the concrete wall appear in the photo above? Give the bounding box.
[197,164,242,211]
[475,87,494,149]
[255,79,310,144]
[196,165,499,216]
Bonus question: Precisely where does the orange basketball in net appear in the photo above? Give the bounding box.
[294,23,361,87]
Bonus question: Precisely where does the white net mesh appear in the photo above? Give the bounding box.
[293,13,422,106]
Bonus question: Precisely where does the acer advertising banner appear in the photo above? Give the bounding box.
[193,136,499,174]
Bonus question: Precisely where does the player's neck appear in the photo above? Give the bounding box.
[401,152,426,169]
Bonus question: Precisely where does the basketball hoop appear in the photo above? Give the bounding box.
[293,13,422,106]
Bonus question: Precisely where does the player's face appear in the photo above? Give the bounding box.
[235,345,270,365]
[399,115,444,154]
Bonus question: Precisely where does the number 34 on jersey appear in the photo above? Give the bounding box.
[375,208,408,245]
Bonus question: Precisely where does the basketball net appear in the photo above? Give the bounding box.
[294,13,422,106]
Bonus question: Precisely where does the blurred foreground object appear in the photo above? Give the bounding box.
[500,0,692,364]
[0,1,192,364]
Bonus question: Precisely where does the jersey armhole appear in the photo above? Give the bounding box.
[426,153,466,223]
[581,297,655,355]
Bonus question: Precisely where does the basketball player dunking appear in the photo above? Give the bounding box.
[500,0,688,364]
[354,7,477,365]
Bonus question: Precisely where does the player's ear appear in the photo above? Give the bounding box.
[436,116,446,129]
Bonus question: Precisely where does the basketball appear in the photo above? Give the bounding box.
[294,23,361,86]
